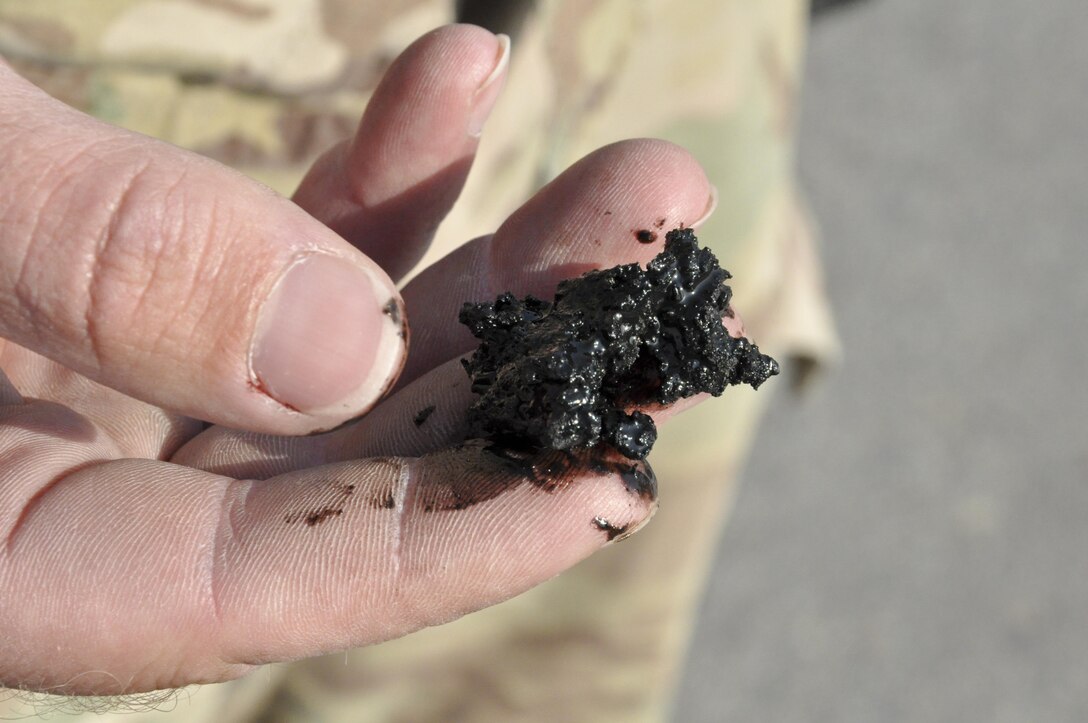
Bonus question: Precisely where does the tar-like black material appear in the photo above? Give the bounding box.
[459,228,779,459]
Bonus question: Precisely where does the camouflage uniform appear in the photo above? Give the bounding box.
[0,0,837,720]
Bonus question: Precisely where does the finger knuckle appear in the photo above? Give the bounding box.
[80,151,220,367]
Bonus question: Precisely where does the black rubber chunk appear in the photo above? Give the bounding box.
[459,228,778,459]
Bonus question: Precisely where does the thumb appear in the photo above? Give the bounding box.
[0,61,406,435]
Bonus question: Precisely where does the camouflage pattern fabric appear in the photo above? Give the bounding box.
[0,0,838,720]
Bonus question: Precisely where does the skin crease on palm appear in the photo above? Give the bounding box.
[0,25,737,696]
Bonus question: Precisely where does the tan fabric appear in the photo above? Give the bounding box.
[0,0,837,719]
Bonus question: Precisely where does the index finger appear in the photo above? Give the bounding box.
[2,429,654,695]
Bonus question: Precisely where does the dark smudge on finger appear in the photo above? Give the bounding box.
[412,440,658,513]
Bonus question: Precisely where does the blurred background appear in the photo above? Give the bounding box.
[679,0,1088,720]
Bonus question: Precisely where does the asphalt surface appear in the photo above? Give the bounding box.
[677,1,1088,721]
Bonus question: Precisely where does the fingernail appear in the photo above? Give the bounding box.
[691,185,719,229]
[250,254,405,416]
[723,305,747,339]
[467,33,510,138]
[598,504,658,546]
[582,454,658,544]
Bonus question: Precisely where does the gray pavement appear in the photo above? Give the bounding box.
[677,1,1088,720]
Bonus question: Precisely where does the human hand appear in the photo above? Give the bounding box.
[0,26,717,695]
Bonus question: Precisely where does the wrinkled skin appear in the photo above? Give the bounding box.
[0,26,724,695]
